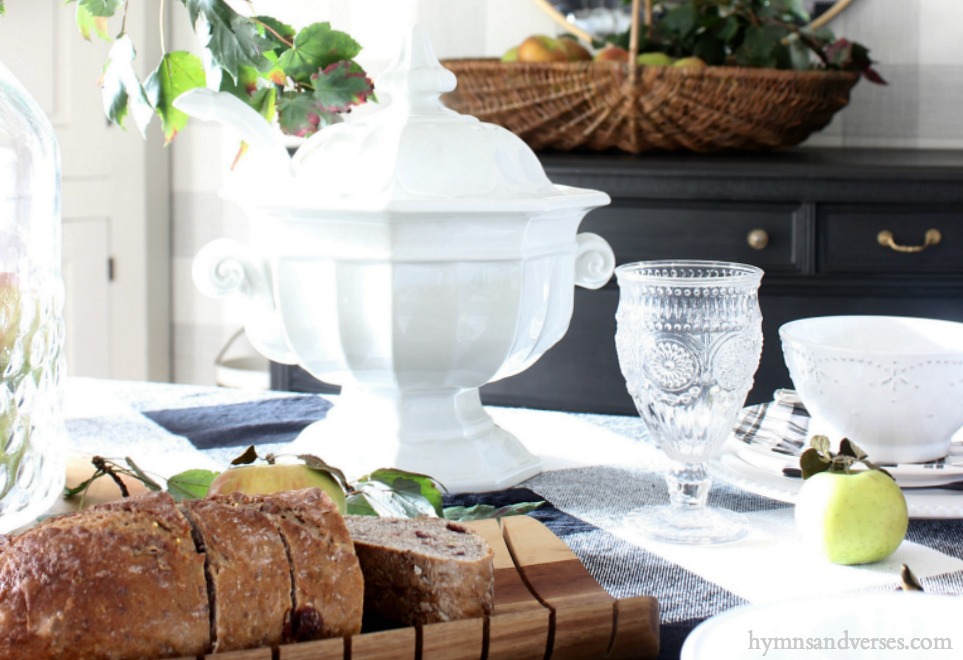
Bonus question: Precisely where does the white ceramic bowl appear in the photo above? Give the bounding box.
[682,592,962,659]
[780,316,963,464]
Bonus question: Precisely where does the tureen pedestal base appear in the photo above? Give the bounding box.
[288,385,542,493]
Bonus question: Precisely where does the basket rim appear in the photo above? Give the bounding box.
[440,57,861,83]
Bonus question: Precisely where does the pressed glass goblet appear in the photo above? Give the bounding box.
[615,260,763,544]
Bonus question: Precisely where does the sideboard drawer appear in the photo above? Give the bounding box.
[818,205,963,274]
[583,200,805,274]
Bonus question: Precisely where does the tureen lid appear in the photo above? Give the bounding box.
[270,26,602,213]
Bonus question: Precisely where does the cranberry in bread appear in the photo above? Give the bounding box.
[228,489,364,641]
[345,516,495,626]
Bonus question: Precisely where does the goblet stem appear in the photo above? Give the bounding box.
[665,462,711,511]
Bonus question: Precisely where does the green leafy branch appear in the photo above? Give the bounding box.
[66,446,544,522]
[612,0,885,83]
[64,455,163,505]
[62,0,375,143]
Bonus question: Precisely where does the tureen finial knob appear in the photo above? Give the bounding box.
[379,25,457,113]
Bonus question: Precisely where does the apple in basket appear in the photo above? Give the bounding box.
[558,37,592,61]
[594,44,630,63]
[794,437,909,565]
[517,35,569,62]
[673,56,707,69]
[636,51,675,66]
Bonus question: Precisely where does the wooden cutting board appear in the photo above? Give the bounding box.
[63,459,659,658]
[215,515,660,660]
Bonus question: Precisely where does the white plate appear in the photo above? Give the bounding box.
[711,442,963,519]
[682,592,962,660]
[732,399,963,489]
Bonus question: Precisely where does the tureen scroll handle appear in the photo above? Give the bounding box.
[192,238,298,365]
[574,232,616,290]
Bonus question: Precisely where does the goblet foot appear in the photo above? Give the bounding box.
[288,384,541,492]
[626,505,748,545]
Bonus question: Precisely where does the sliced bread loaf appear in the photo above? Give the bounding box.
[0,491,210,660]
[344,516,494,626]
[0,487,368,659]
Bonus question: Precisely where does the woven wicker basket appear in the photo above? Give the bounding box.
[441,60,858,153]
[440,0,859,153]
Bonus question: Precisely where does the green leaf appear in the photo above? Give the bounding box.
[144,50,206,144]
[362,468,446,516]
[799,447,830,479]
[348,481,438,518]
[298,454,350,493]
[838,438,865,460]
[278,22,362,84]
[100,35,155,137]
[256,50,288,85]
[253,15,296,52]
[183,0,261,81]
[219,64,259,99]
[443,502,545,521]
[810,435,831,457]
[770,0,810,24]
[78,0,124,18]
[0,2,5,17]
[75,4,111,42]
[786,33,813,71]
[63,470,104,498]
[735,24,789,68]
[166,469,219,501]
[900,564,924,592]
[311,61,374,113]
[277,91,340,138]
[660,2,699,39]
[345,491,380,516]
[248,87,277,123]
[230,445,260,465]
[715,15,741,43]
[217,64,277,125]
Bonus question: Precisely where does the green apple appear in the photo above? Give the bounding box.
[794,437,908,565]
[636,52,675,66]
[673,56,707,70]
[501,46,519,63]
[208,463,347,513]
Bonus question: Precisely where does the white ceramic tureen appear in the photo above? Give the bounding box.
[177,27,614,492]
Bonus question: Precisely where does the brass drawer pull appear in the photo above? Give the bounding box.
[877,228,942,253]
[746,228,769,250]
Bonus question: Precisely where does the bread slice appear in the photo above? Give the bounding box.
[234,488,364,641]
[180,496,292,652]
[344,516,495,626]
[0,491,210,660]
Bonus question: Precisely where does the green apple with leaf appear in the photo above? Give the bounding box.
[794,436,909,565]
[209,462,348,512]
